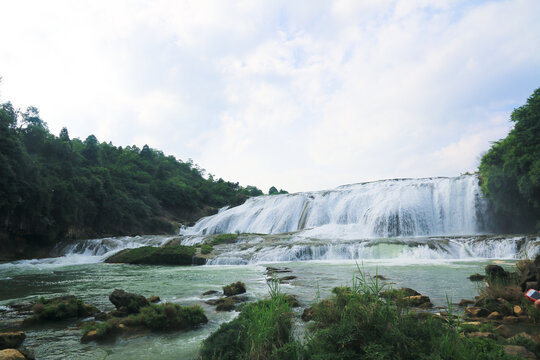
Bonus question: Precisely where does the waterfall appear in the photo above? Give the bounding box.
[182,175,488,238]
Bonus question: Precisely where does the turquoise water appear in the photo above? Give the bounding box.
[0,257,511,359]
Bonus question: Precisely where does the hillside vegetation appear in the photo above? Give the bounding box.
[0,100,262,257]
[479,87,540,232]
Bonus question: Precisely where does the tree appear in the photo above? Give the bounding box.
[479,87,540,231]
[269,186,278,195]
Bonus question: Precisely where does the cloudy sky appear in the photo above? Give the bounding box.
[1,0,539,193]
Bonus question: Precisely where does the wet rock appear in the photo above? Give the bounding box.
[94,311,109,321]
[468,273,485,281]
[109,289,149,314]
[458,299,475,306]
[485,264,508,280]
[265,267,292,275]
[147,296,160,303]
[283,295,300,308]
[495,324,513,338]
[0,332,25,350]
[81,330,99,343]
[503,345,537,360]
[278,276,297,284]
[467,332,496,340]
[405,295,431,307]
[373,275,389,280]
[223,282,246,297]
[301,307,314,322]
[0,349,26,360]
[465,307,490,317]
[202,290,219,296]
[215,298,236,312]
[502,316,519,324]
[401,288,421,297]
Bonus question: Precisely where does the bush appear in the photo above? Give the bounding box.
[32,295,96,321]
[200,288,296,359]
[211,234,238,245]
[201,244,213,254]
[124,303,207,330]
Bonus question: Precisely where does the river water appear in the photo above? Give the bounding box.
[0,234,537,359]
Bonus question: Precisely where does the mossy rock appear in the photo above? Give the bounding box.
[104,245,196,265]
[210,234,238,245]
[27,295,97,322]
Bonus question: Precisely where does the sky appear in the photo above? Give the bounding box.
[1,0,539,193]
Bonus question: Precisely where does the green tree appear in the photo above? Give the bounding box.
[479,87,540,231]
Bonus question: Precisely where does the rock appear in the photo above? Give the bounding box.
[401,288,421,297]
[283,295,300,308]
[465,307,490,317]
[510,332,538,343]
[0,332,25,350]
[468,273,486,281]
[215,298,236,312]
[495,325,513,338]
[301,307,314,322]
[467,332,496,339]
[223,282,246,297]
[487,311,502,320]
[0,349,26,360]
[461,321,482,327]
[202,290,219,296]
[513,305,524,316]
[147,296,160,303]
[94,311,108,321]
[485,264,508,280]
[104,245,198,265]
[373,275,389,280]
[278,276,297,283]
[109,289,149,313]
[80,330,99,343]
[502,316,519,324]
[404,295,431,307]
[458,299,475,306]
[503,345,537,360]
[265,267,291,275]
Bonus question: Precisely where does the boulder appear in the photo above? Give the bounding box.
[147,296,160,303]
[301,307,314,322]
[202,290,219,296]
[223,282,246,297]
[405,295,432,307]
[215,298,236,312]
[401,288,421,297]
[0,332,25,350]
[467,332,496,339]
[278,276,297,283]
[503,345,537,360]
[468,273,485,281]
[485,264,508,280]
[458,299,475,306]
[487,311,502,320]
[109,289,149,313]
[465,307,490,317]
[494,324,513,338]
[0,349,26,360]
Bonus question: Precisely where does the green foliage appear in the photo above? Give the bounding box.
[124,303,207,330]
[32,296,96,321]
[210,233,238,245]
[104,245,195,265]
[479,87,540,231]
[199,290,295,360]
[0,98,263,250]
[268,186,288,195]
[201,244,213,254]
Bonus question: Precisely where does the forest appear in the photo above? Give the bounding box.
[0,100,263,253]
[479,86,540,232]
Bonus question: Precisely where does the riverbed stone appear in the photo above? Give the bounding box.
[465,307,490,317]
[503,345,537,360]
[223,282,246,297]
[487,311,502,320]
[202,290,219,296]
[458,299,474,306]
[0,332,25,350]
[468,273,485,281]
[109,289,149,313]
[467,332,496,340]
[0,349,26,360]
[278,276,297,283]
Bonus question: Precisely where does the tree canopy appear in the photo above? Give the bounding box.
[0,101,263,246]
[479,87,540,232]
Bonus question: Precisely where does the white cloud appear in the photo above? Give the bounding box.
[0,0,539,193]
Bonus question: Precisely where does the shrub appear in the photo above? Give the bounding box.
[32,296,96,321]
[210,234,238,245]
[125,303,207,330]
[201,244,213,254]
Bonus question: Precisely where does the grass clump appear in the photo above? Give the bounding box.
[32,295,96,321]
[210,233,238,245]
[104,245,195,265]
[123,303,208,330]
[200,281,297,360]
[201,244,213,254]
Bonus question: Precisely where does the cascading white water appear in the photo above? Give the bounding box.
[182,175,488,238]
